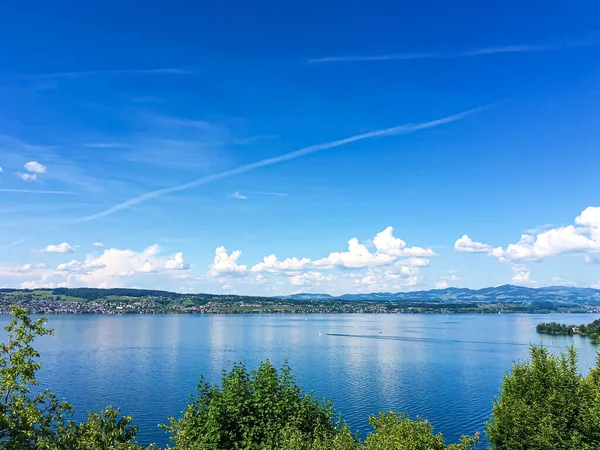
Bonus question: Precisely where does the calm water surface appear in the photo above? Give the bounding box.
[2,313,600,448]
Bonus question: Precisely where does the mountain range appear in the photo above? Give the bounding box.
[281,285,600,304]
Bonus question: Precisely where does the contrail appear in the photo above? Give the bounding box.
[248,191,291,197]
[0,189,75,195]
[308,40,593,64]
[75,104,494,223]
[0,239,24,251]
[21,68,193,78]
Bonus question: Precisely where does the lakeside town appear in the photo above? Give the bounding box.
[1,288,599,315]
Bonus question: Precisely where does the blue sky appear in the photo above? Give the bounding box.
[1,0,600,294]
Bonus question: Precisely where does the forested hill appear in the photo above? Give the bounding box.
[1,284,600,304]
[1,285,600,315]
[283,285,600,304]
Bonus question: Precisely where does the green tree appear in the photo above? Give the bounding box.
[58,407,155,450]
[0,306,151,450]
[362,412,478,450]
[486,345,600,449]
[280,424,357,450]
[162,360,339,449]
[0,305,72,449]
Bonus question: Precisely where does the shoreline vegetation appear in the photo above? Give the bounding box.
[537,319,600,344]
[3,307,600,449]
[1,287,600,315]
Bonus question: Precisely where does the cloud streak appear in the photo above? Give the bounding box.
[308,39,593,64]
[74,104,494,223]
[0,188,75,195]
[0,239,24,251]
[21,68,193,78]
[249,191,291,197]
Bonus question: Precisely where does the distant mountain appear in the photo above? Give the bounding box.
[282,285,600,304]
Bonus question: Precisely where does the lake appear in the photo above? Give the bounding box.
[2,313,600,448]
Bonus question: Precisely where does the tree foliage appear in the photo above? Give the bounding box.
[0,306,151,450]
[0,306,72,449]
[161,360,339,449]
[537,319,600,343]
[486,345,600,449]
[362,412,479,450]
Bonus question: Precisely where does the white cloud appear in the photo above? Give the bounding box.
[456,207,600,264]
[357,275,377,285]
[53,245,189,287]
[290,271,332,286]
[494,226,599,262]
[20,280,56,289]
[454,235,493,253]
[92,242,104,247]
[0,166,3,172]
[165,252,190,270]
[593,281,600,289]
[576,206,600,240]
[208,226,435,294]
[525,224,554,235]
[42,242,76,253]
[315,237,395,269]
[24,161,47,173]
[251,255,312,274]
[0,264,34,275]
[19,173,38,181]
[512,264,536,286]
[373,226,436,257]
[208,246,247,278]
[433,274,460,289]
[231,191,248,200]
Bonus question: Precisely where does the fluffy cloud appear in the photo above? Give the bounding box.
[53,245,190,287]
[251,255,312,274]
[454,235,493,253]
[92,242,104,247]
[0,264,35,276]
[456,207,600,263]
[209,227,435,293]
[24,161,47,173]
[314,238,395,269]
[512,264,536,286]
[42,242,76,253]
[208,246,247,278]
[434,273,460,289]
[165,252,190,270]
[356,275,377,285]
[435,280,449,289]
[19,173,37,181]
[290,271,333,286]
[373,227,436,257]
[2,244,191,290]
[231,191,248,200]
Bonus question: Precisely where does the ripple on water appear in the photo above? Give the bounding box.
[9,313,600,449]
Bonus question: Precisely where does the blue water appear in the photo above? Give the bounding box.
[2,313,600,448]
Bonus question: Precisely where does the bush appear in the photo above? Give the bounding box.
[486,345,600,449]
[161,360,339,449]
[362,412,478,450]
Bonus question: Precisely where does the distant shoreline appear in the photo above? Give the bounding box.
[2,286,600,316]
